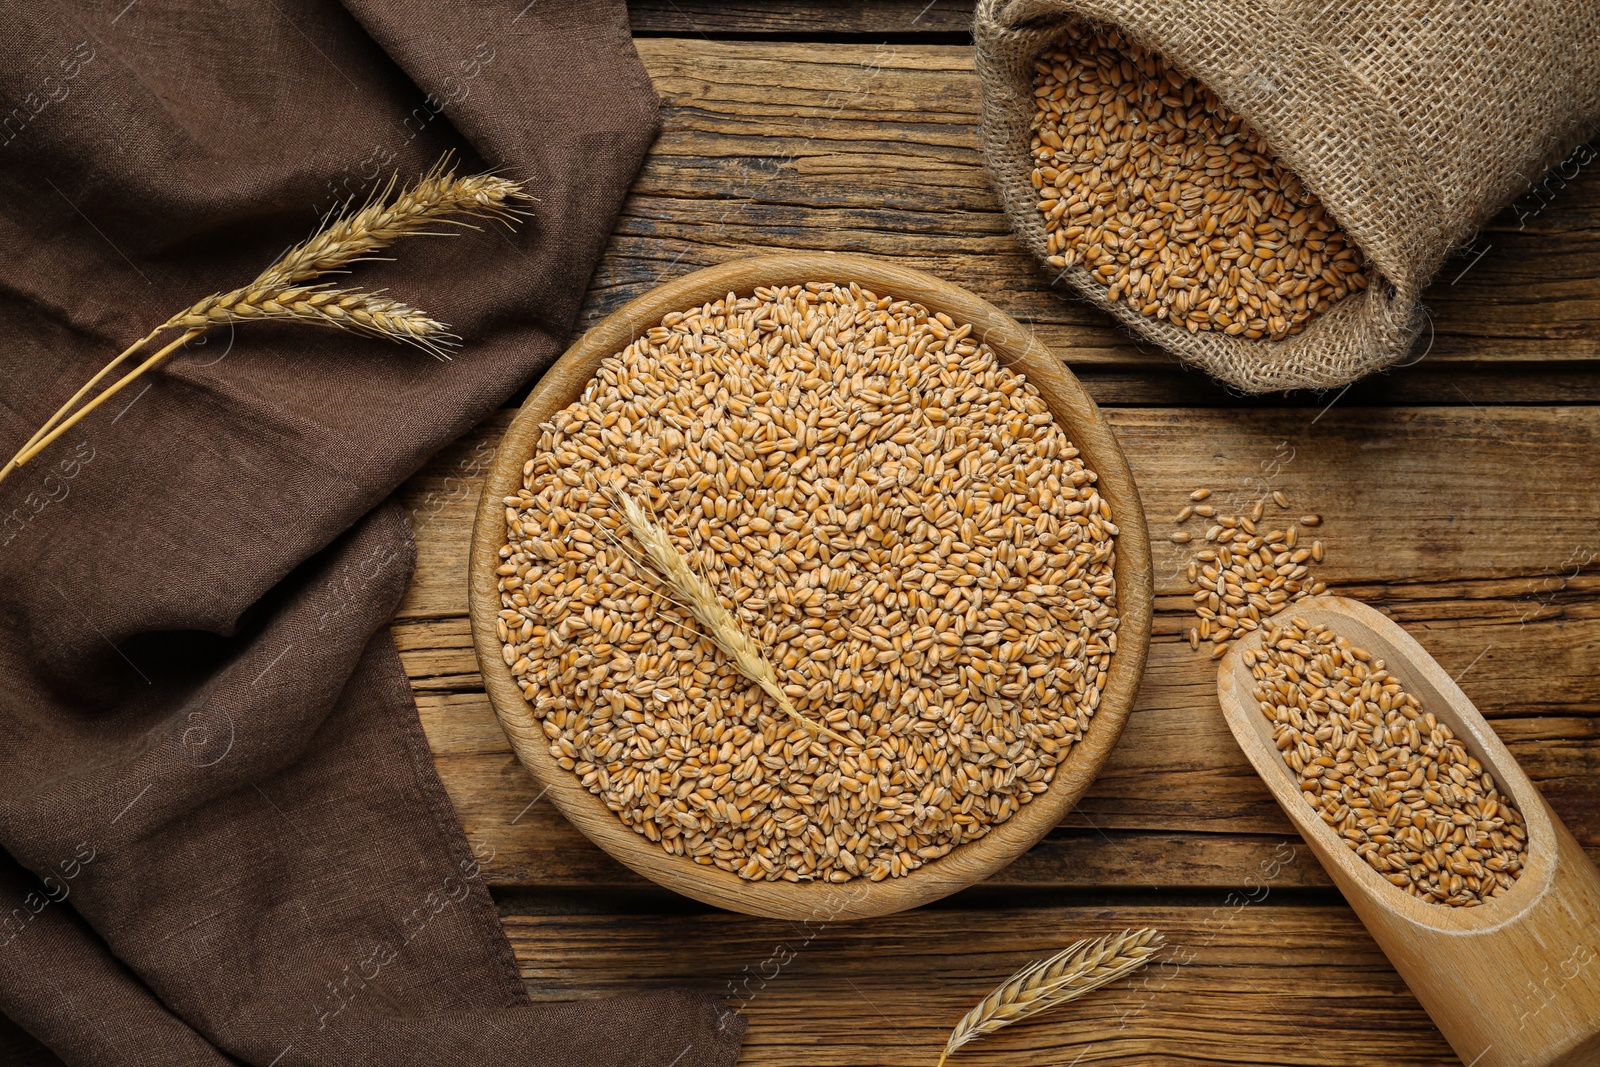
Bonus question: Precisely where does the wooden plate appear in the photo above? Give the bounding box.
[469,254,1152,919]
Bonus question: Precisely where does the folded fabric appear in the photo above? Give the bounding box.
[0,2,744,1064]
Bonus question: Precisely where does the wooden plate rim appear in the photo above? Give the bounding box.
[469,253,1152,919]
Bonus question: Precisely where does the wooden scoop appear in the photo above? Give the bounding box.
[1217,595,1600,1067]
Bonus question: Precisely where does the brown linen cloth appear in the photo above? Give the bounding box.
[0,1,745,1065]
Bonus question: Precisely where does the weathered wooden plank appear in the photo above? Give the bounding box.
[502,905,1458,1065]
[397,406,1600,618]
[1067,364,1600,407]
[406,598,1600,889]
[398,403,1600,886]
[628,0,974,36]
[571,40,1600,377]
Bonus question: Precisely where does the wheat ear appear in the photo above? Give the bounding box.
[254,161,528,289]
[11,290,454,467]
[615,491,851,746]
[2,161,529,483]
[169,287,454,349]
[935,927,1163,1066]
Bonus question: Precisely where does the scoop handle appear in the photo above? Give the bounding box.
[1332,806,1600,1067]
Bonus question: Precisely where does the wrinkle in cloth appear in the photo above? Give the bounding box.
[0,2,745,1064]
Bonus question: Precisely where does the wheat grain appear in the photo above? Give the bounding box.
[935,927,1163,1066]
[1173,494,1330,657]
[499,282,1121,883]
[1247,621,1528,906]
[1031,26,1367,341]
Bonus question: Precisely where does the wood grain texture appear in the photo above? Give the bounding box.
[628,0,974,35]
[405,406,1600,617]
[504,904,1462,1065]
[1064,364,1600,407]
[398,13,1600,1065]
[399,405,1600,890]
[465,254,1152,919]
[1219,597,1600,1067]
[569,39,1600,385]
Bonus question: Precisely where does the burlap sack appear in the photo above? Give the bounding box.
[975,0,1600,392]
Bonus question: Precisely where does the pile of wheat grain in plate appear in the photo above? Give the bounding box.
[495,282,1121,883]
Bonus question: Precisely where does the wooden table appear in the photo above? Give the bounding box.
[395,5,1600,1063]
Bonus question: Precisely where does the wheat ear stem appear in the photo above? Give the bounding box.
[1,326,166,481]
[936,927,1163,1064]
[15,330,201,468]
[19,328,161,451]
[615,491,850,746]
